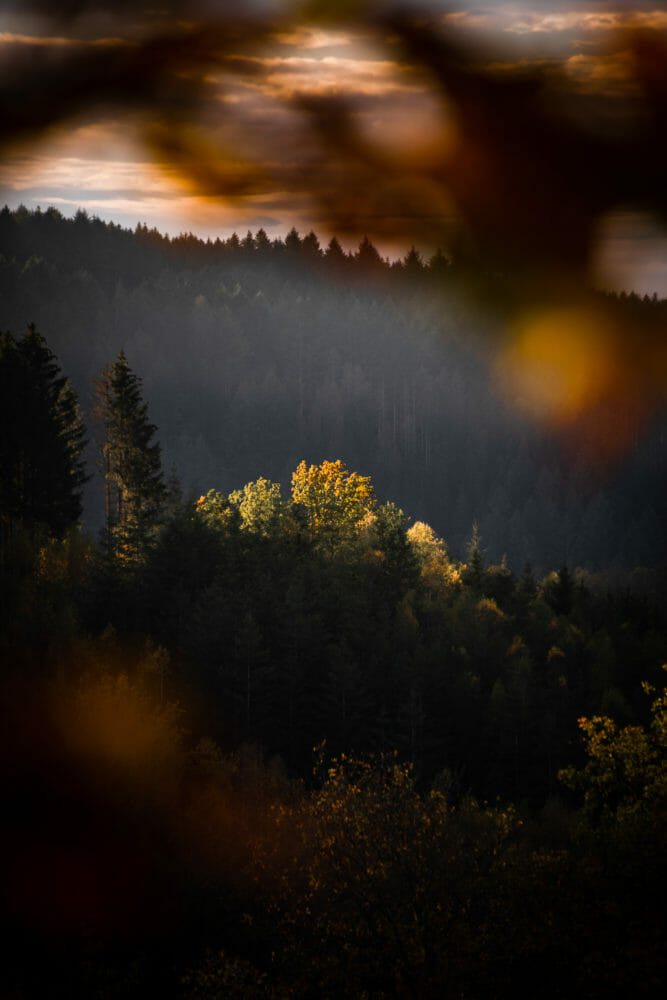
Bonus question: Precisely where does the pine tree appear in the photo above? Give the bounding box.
[0,324,87,544]
[94,351,165,562]
[463,520,485,592]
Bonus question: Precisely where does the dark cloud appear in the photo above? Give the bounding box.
[3,2,664,267]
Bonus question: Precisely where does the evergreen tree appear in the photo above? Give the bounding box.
[545,563,575,617]
[94,351,165,562]
[284,227,301,255]
[324,235,348,273]
[0,324,87,544]
[402,246,424,278]
[463,520,485,591]
[355,235,384,277]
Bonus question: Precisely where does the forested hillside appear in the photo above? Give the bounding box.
[2,205,665,570]
[1,319,666,994]
[2,206,667,997]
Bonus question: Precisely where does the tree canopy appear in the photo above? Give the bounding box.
[291,458,376,552]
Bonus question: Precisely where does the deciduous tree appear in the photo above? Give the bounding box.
[291,459,375,553]
[228,478,286,537]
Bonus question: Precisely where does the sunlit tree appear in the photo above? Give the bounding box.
[194,488,240,537]
[228,477,286,537]
[408,520,461,599]
[291,459,376,553]
[559,670,667,833]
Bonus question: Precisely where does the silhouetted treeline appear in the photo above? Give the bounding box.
[2,205,665,571]
[0,204,448,287]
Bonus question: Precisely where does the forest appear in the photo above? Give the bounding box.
[1,206,666,997]
[2,205,666,571]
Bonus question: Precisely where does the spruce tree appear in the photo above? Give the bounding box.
[463,520,485,592]
[0,324,87,543]
[94,351,165,562]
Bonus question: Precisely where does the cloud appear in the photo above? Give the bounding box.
[564,48,639,94]
[440,11,496,30]
[592,210,667,297]
[273,26,359,50]
[253,52,423,99]
[0,31,130,47]
[504,8,667,34]
[2,2,665,266]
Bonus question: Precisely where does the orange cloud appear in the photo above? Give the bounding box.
[506,9,667,34]
[564,49,639,94]
[274,26,359,49]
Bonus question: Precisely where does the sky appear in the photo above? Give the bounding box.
[1,1,667,295]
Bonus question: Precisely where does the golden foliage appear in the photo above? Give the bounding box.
[407,520,461,599]
[195,489,238,533]
[250,750,518,996]
[291,459,376,548]
[559,669,667,829]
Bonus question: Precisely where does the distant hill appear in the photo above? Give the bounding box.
[1,204,665,569]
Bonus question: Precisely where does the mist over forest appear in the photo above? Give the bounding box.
[2,204,667,998]
[2,204,665,572]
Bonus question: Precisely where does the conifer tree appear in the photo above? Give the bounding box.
[463,520,485,591]
[324,235,348,273]
[0,324,87,543]
[94,351,165,562]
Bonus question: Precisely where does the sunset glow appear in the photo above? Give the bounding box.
[0,0,664,295]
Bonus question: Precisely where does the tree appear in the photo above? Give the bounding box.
[194,489,240,538]
[284,227,301,255]
[559,670,667,833]
[94,351,165,562]
[291,459,376,553]
[402,245,424,278]
[301,230,322,263]
[355,235,384,278]
[324,236,348,274]
[0,324,87,544]
[228,478,286,537]
[543,563,574,617]
[463,520,485,592]
[254,227,271,256]
[407,521,460,600]
[253,752,517,998]
[370,502,420,607]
